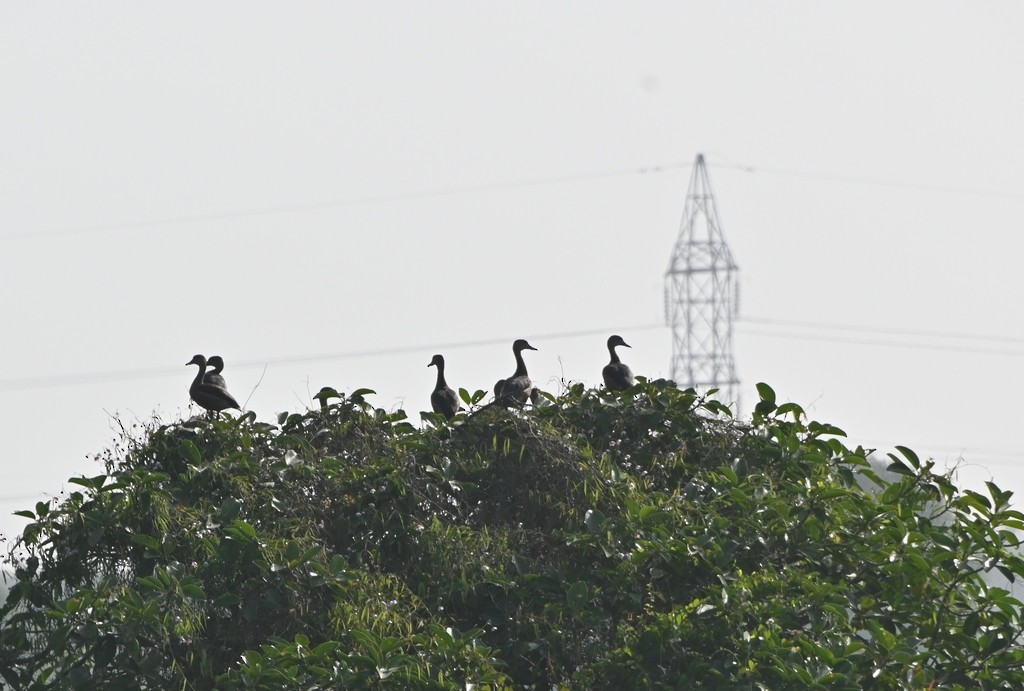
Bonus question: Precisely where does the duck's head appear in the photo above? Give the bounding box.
[428,354,445,368]
[186,354,207,367]
[608,335,631,349]
[207,355,225,371]
[512,339,537,353]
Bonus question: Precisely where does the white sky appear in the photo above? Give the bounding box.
[2,3,1023,544]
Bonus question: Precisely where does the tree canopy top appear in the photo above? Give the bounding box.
[3,380,1024,689]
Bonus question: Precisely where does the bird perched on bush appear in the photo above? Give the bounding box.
[602,335,635,391]
[495,339,538,405]
[186,354,240,416]
[428,353,460,419]
[204,355,228,390]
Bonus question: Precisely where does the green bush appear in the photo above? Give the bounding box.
[2,381,1023,689]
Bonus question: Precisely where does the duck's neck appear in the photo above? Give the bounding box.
[434,362,448,389]
[608,343,621,364]
[513,348,529,377]
[191,362,207,388]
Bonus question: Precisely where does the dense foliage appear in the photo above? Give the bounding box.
[3,380,1024,689]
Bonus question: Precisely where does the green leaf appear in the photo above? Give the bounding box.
[181,584,206,600]
[219,497,242,523]
[313,387,342,406]
[894,445,920,469]
[68,474,107,490]
[313,641,341,656]
[962,490,993,513]
[718,466,739,485]
[329,554,347,575]
[93,637,117,669]
[138,576,162,591]
[638,505,671,526]
[755,382,776,404]
[566,581,588,614]
[293,545,321,568]
[886,460,914,476]
[130,534,162,551]
[224,520,257,541]
[178,439,202,465]
[775,402,804,419]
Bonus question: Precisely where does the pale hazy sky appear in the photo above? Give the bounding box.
[2,3,1023,544]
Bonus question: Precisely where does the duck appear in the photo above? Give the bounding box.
[204,355,227,390]
[602,335,635,391]
[496,338,538,405]
[428,354,460,419]
[186,354,241,415]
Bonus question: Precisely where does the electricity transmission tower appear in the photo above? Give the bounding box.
[664,153,740,405]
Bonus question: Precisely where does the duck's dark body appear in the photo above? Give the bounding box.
[428,354,460,419]
[496,339,537,405]
[204,355,227,390]
[186,354,240,414]
[602,335,635,391]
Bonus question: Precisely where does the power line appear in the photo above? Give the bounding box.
[738,326,1024,358]
[854,440,1023,468]
[708,160,1024,201]
[735,315,1024,356]
[0,492,53,505]
[2,314,1023,394]
[0,323,668,392]
[2,163,691,241]
[6,156,1022,242]
[740,316,1024,345]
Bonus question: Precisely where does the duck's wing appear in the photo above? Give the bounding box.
[432,387,461,419]
[190,382,241,411]
[603,363,635,391]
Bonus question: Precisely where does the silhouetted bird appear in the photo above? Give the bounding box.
[602,335,635,391]
[186,354,240,415]
[428,354,460,419]
[496,338,538,405]
[204,355,227,390]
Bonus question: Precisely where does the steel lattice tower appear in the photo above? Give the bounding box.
[664,153,740,404]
